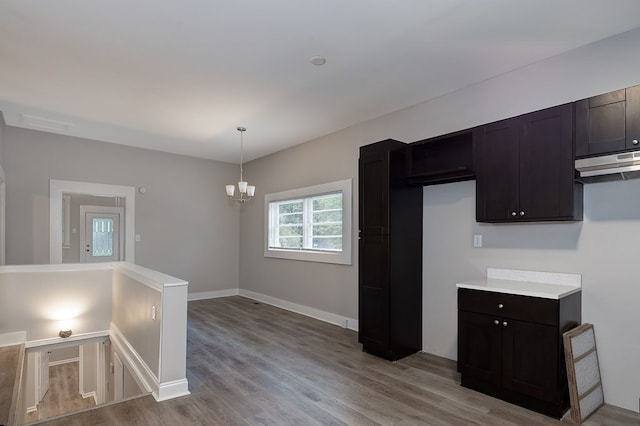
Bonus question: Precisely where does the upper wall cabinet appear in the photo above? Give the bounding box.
[475,104,583,223]
[405,130,475,186]
[359,139,407,235]
[575,85,640,157]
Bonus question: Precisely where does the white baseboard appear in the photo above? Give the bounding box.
[0,331,26,347]
[238,289,359,332]
[155,379,190,402]
[49,357,80,367]
[188,288,239,301]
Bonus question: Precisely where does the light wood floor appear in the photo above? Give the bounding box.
[25,361,96,423]
[0,344,23,426]
[34,296,639,425]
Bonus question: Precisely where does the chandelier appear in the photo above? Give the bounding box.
[225,127,255,203]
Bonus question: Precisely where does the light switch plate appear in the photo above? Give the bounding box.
[473,234,482,248]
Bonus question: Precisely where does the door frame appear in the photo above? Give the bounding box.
[79,206,125,262]
[49,180,135,264]
[112,351,124,401]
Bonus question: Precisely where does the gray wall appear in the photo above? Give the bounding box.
[240,132,360,319]
[241,27,640,410]
[0,112,5,169]
[4,128,239,293]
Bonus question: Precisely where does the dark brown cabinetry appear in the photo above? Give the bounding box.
[576,85,640,157]
[359,140,422,361]
[458,288,581,418]
[405,130,475,186]
[475,104,583,222]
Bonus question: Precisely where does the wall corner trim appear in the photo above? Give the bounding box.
[110,323,190,402]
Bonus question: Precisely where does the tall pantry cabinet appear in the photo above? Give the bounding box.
[358,140,423,361]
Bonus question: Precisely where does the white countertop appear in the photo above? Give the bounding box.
[456,268,581,299]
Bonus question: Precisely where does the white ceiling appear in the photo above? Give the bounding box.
[2,1,640,163]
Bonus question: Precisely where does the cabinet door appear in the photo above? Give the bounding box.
[475,119,519,222]
[519,104,575,220]
[458,311,502,386]
[575,89,626,157]
[359,235,390,349]
[502,319,558,402]
[359,148,391,235]
[626,85,640,149]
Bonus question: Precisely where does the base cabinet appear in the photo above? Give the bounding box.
[458,289,581,418]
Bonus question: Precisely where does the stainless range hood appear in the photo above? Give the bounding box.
[575,150,640,183]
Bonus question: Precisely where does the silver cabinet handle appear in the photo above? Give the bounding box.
[511,211,517,216]
[503,321,508,327]
[498,303,504,309]
[633,139,639,145]
[520,211,525,216]
[494,320,499,325]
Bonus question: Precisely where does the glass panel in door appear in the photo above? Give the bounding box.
[82,212,120,262]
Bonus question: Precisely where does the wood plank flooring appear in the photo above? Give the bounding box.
[33,296,639,425]
[25,361,96,423]
[0,344,23,426]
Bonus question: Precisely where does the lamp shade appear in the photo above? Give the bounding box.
[238,181,248,193]
[247,185,255,197]
[225,185,235,197]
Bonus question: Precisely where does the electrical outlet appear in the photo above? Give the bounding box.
[344,319,349,329]
[473,234,483,248]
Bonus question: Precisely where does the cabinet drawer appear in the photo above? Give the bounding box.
[458,289,558,326]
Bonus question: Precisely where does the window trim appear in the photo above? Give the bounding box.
[264,179,352,265]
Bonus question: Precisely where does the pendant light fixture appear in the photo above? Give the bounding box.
[225,126,255,203]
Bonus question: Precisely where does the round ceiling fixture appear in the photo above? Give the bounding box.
[309,56,326,66]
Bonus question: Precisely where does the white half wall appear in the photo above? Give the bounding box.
[111,263,189,401]
[0,264,112,341]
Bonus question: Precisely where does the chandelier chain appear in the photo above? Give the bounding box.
[238,126,244,181]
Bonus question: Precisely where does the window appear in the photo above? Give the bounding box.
[92,217,114,257]
[265,179,352,264]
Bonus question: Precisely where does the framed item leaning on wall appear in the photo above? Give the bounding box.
[562,323,604,424]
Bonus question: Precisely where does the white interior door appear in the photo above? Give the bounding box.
[80,206,124,262]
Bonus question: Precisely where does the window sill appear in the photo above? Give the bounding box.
[265,247,351,265]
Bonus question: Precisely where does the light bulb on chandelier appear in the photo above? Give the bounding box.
[226,127,255,203]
